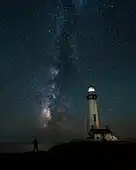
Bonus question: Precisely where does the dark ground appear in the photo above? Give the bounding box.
[0,140,136,168]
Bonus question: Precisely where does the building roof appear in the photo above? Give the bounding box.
[89,128,112,134]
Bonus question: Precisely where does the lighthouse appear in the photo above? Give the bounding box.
[86,85,118,141]
[86,85,99,133]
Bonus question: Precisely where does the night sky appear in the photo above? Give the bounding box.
[0,0,136,145]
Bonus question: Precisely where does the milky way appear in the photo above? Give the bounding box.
[38,1,88,128]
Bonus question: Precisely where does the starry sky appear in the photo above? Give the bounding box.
[0,0,136,144]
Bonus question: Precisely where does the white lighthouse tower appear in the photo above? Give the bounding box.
[86,85,118,141]
[86,85,99,133]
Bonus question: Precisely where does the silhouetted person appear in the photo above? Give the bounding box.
[33,137,38,152]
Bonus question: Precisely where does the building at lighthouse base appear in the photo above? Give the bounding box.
[86,126,118,141]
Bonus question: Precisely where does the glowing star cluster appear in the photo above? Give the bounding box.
[39,69,60,128]
[40,101,52,128]
[50,66,59,80]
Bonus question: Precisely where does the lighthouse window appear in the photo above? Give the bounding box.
[93,114,96,122]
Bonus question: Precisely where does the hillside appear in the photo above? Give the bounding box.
[0,140,136,168]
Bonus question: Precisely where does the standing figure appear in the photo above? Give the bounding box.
[33,137,38,152]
